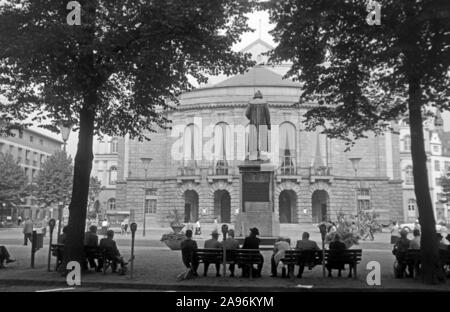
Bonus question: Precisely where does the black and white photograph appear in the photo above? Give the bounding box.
[0,0,450,302]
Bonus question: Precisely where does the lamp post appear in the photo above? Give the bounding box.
[59,122,72,152]
[57,201,64,243]
[349,157,362,219]
[56,122,72,243]
[140,157,153,237]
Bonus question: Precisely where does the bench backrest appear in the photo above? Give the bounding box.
[324,249,362,262]
[283,249,322,263]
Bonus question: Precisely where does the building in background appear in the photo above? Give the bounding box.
[0,128,62,220]
[92,136,125,227]
[114,40,404,234]
[399,110,450,224]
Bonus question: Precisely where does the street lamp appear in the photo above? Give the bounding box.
[59,122,73,152]
[349,157,362,219]
[56,122,72,242]
[57,201,64,243]
[140,157,153,237]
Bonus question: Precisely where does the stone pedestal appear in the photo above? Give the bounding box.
[235,162,280,237]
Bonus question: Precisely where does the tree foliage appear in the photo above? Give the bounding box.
[0,0,256,265]
[34,150,73,207]
[0,152,28,205]
[265,0,450,284]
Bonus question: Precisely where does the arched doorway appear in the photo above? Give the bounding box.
[279,190,297,223]
[312,190,329,223]
[184,190,199,222]
[214,190,231,223]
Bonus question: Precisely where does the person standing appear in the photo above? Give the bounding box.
[195,219,201,236]
[22,218,33,246]
[390,221,400,244]
[180,229,199,276]
[101,218,109,236]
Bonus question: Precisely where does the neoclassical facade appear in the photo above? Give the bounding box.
[115,40,404,229]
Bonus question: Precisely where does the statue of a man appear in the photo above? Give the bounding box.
[245,90,271,160]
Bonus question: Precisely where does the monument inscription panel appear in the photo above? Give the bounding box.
[242,172,270,202]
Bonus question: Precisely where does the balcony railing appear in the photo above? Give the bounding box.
[215,160,229,175]
[309,166,333,183]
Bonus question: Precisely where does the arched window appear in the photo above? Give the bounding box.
[111,139,118,153]
[404,135,411,151]
[405,166,413,184]
[109,166,117,184]
[108,198,116,210]
[279,122,296,175]
[183,124,200,175]
[213,122,230,175]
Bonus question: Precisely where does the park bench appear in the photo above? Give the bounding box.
[395,248,450,279]
[51,244,113,274]
[324,249,362,279]
[281,249,323,279]
[194,248,264,279]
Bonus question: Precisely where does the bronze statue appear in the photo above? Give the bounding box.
[245,90,271,160]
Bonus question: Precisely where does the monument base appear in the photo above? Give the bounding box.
[236,161,280,238]
[234,211,280,238]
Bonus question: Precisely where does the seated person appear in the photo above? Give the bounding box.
[223,229,239,277]
[84,225,100,271]
[392,229,412,278]
[327,234,353,278]
[437,233,449,250]
[270,237,290,277]
[409,229,421,250]
[180,229,199,276]
[0,246,15,268]
[60,226,69,244]
[203,231,223,277]
[295,232,320,278]
[99,230,127,273]
[241,227,263,278]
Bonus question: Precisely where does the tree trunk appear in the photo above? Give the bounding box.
[63,102,96,268]
[407,79,445,284]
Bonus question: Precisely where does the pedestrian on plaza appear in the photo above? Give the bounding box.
[390,221,400,244]
[101,218,109,236]
[17,216,22,226]
[22,218,33,246]
[194,219,201,236]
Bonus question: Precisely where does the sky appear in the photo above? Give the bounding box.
[23,10,450,159]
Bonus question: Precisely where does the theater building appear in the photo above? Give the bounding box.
[115,40,404,232]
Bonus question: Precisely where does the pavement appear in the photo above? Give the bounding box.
[1,226,450,292]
